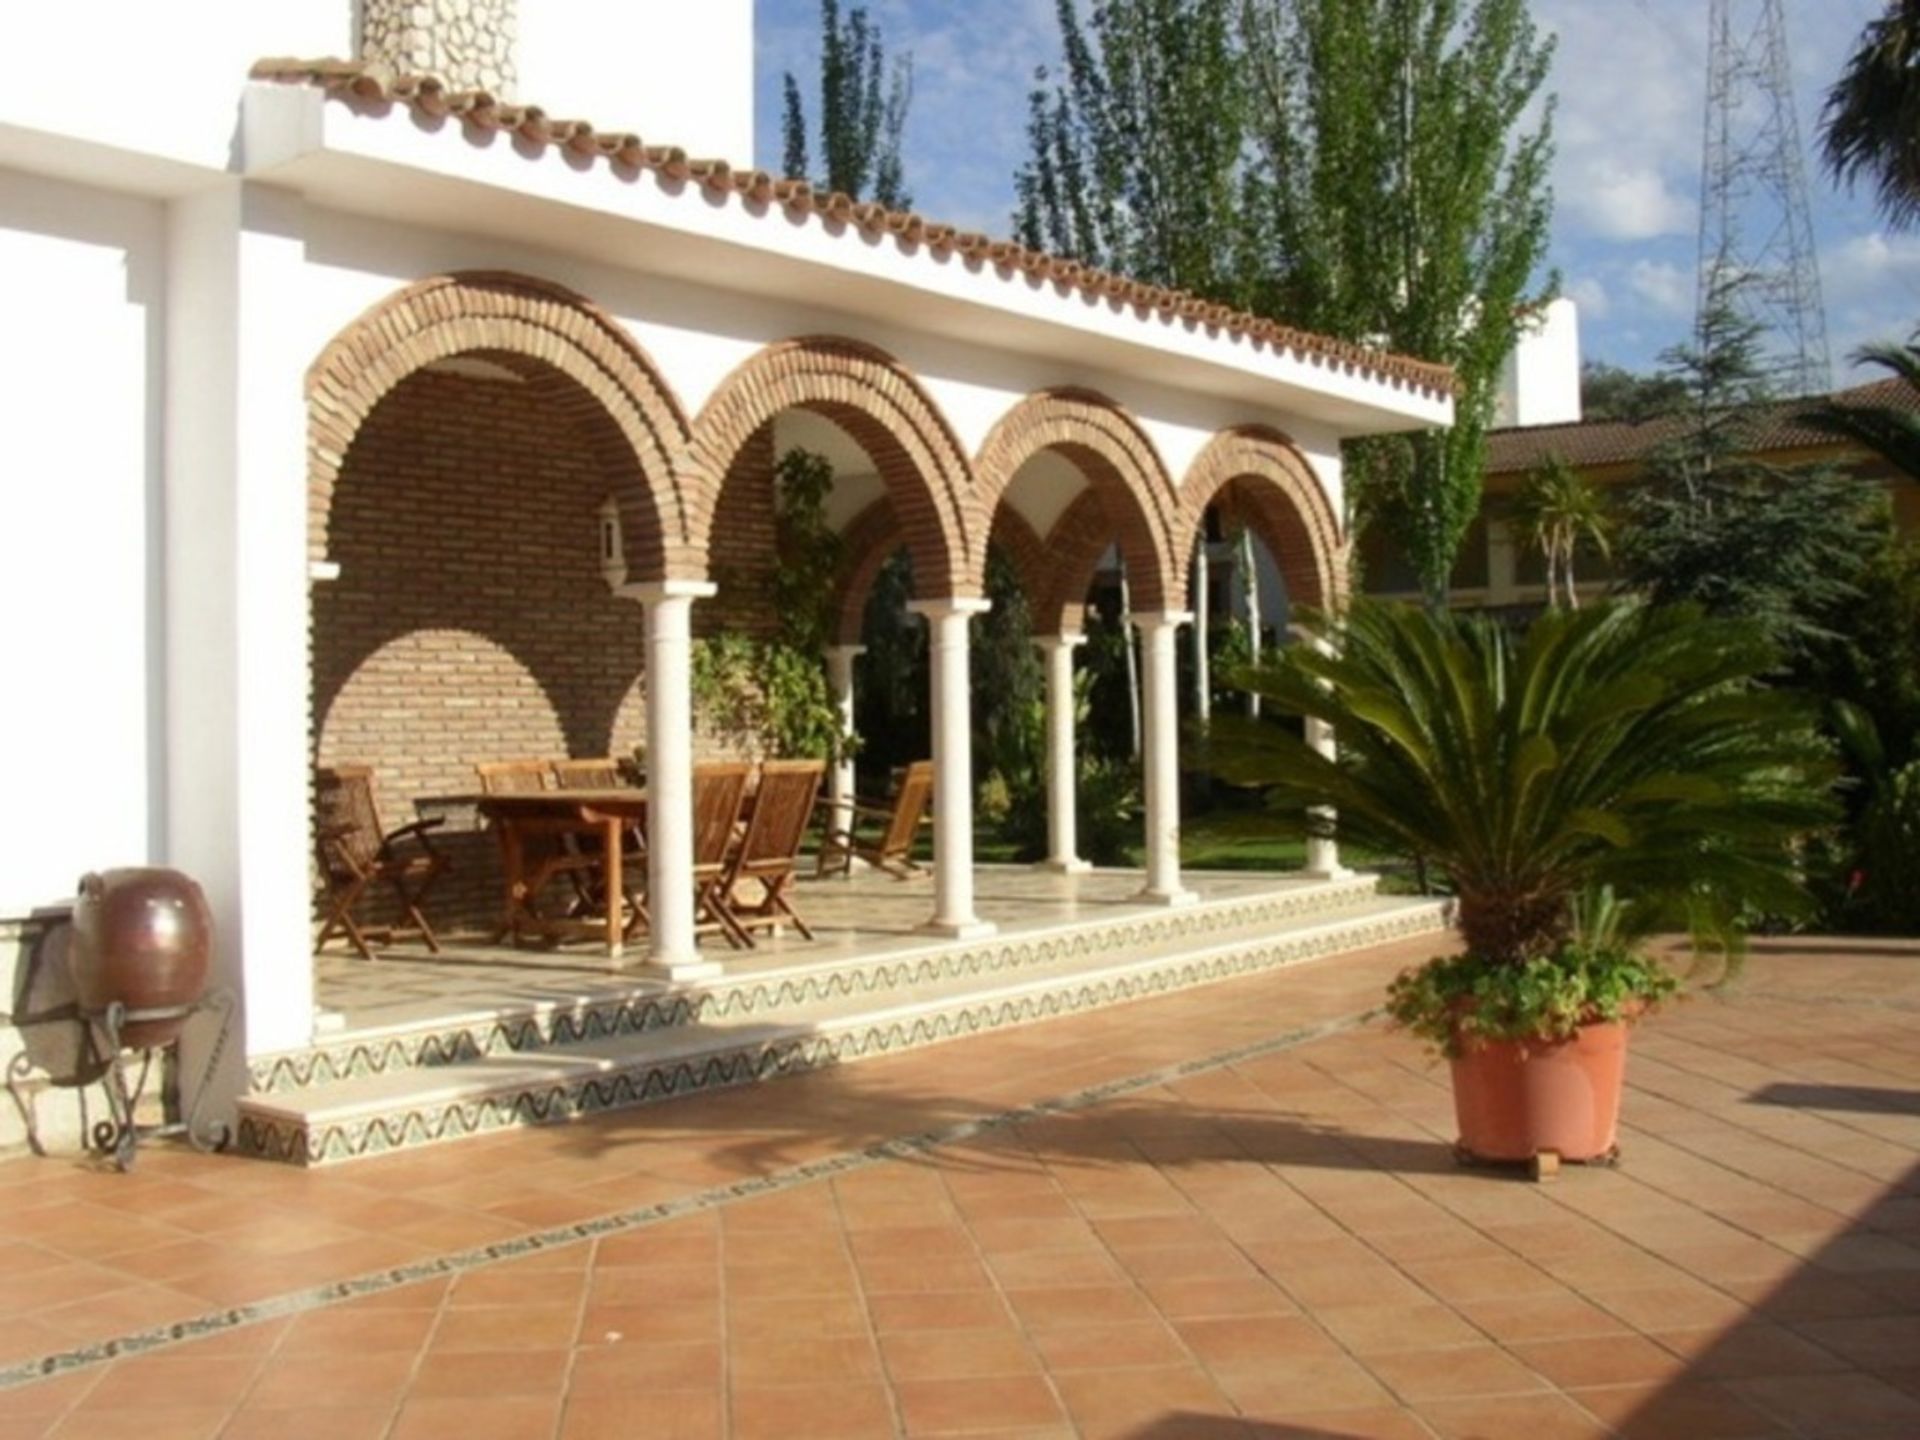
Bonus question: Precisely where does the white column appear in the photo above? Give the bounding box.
[1193,535,1212,723]
[824,644,864,835]
[906,598,996,939]
[625,580,721,981]
[1132,611,1197,907]
[1033,633,1090,874]
[1303,714,1350,879]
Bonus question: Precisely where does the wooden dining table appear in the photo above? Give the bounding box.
[460,788,651,959]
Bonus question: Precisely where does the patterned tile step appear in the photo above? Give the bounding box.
[255,871,1386,1095]
[234,892,1449,1166]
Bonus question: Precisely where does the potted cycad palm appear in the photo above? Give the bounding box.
[1205,598,1833,1176]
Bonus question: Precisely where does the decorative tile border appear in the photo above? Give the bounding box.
[251,876,1383,1094]
[2,1002,1379,1393]
[235,899,1448,1166]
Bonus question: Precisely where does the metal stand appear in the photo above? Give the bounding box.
[81,989,236,1171]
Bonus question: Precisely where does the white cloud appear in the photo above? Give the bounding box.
[1625,259,1693,317]
[1822,230,1920,364]
[1565,274,1610,322]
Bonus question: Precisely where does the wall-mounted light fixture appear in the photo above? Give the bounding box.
[598,496,627,591]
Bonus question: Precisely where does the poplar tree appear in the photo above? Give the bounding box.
[780,0,914,208]
[1015,0,1557,609]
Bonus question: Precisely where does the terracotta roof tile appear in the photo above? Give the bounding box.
[248,57,1457,402]
[1484,377,1920,474]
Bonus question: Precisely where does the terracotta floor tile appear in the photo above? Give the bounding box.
[1729,1371,1920,1437]
[1791,1313,1920,1370]
[1592,1282,1752,1332]
[1049,1363,1236,1434]
[76,1352,262,1411]
[218,1406,394,1440]
[986,1246,1125,1289]
[721,1260,860,1300]
[1317,1301,1484,1354]
[1029,1320,1192,1373]
[724,1290,869,1338]
[727,1333,882,1387]
[409,1347,571,1399]
[729,1382,897,1440]
[387,1395,563,1440]
[894,1374,1068,1434]
[47,1406,231,1440]
[578,1296,720,1346]
[450,1267,589,1309]
[1567,1381,1792,1439]
[1416,1391,1618,1439]
[1004,1284,1162,1331]
[868,1289,1016,1333]
[1650,1322,1850,1377]
[856,1253,997,1294]
[1365,1343,1552,1402]
[429,1302,582,1351]
[880,1327,1044,1381]
[1173,1313,1341,1373]
[1217,1352,1397,1414]
[242,1350,420,1410]
[1235,1406,1435,1439]
[965,1217,1104,1255]
[1138,1272,1299,1320]
[277,1304,437,1354]
[1404,1254,1564,1303]
[1452,1289,1633,1343]
[1511,1333,1689,1388]
[569,1341,723,1392]
[559,1391,723,1440]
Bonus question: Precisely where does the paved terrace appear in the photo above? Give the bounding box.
[0,934,1916,1439]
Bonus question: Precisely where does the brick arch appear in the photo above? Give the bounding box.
[1031,488,1129,637]
[1177,427,1346,612]
[972,389,1181,613]
[684,338,979,599]
[307,271,693,581]
[829,499,1050,644]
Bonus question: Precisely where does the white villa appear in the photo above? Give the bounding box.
[0,1,1453,1163]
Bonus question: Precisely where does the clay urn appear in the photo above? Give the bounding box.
[70,868,214,1050]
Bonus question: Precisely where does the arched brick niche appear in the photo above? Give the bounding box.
[972,390,1181,619]
[307,271,692,583]
[1176,427,1346,614]
[682,338,981,601]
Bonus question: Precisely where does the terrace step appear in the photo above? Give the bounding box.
[235,880,1449,1165]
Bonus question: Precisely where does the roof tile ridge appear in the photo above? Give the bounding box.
[248,55,1458,400]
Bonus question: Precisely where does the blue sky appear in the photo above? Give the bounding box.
[754,0,1918,385]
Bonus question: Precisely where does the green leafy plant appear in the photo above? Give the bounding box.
[1203,598,1835,1041]
[690,447,850,760]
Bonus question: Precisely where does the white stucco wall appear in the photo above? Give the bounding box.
[0,171,167,917]
[517,0,755,164]
[0,2,346,179]
[1496,296,1583,429]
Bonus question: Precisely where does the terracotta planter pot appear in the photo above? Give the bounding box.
[1449,1019,1629,1164]
[70,868,214,1050]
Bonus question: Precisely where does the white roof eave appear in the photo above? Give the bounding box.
[240,84,1453,437]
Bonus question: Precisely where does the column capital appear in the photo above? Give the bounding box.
[617,579,718,606]
[906,596,992,621]
[824,643,868,660]
[1129,610,1194,634]
[1031,632,1087,652]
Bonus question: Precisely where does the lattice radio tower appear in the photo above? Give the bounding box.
[1696,0,1831,396]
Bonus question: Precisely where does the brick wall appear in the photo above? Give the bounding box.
[310,365,779,936]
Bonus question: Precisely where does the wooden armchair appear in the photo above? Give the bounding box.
[817,760,934,879]
[314,765,446,960]
[720,760,826,944]
[689,762,754,949]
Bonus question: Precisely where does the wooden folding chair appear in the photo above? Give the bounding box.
[721,760,826,943]
[817,760,934,879]
[689,762,754,949]
[314,765,446,960]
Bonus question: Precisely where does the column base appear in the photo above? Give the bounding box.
[921,917,998,941]
[1036,857,1093,875]
[643,954,726,984]
[1137,887,1200,909]
[1302,865,1354,882]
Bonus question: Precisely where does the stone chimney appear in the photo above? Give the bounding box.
[358,0,519,96]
